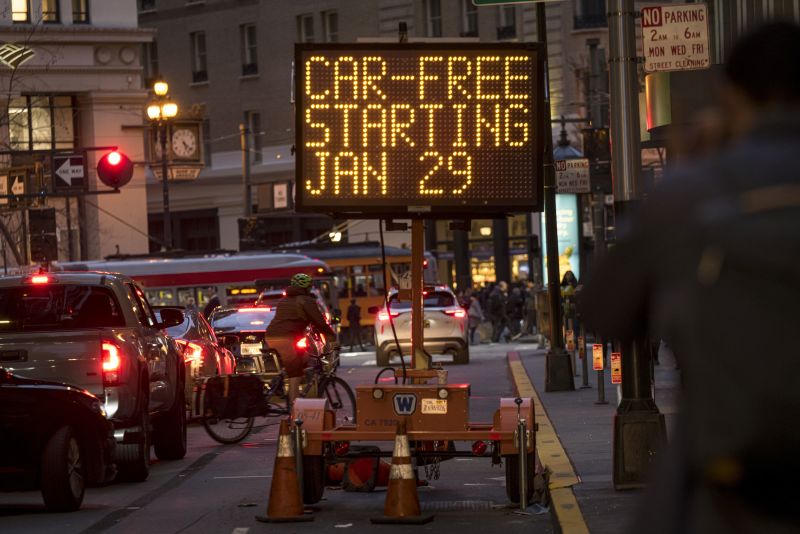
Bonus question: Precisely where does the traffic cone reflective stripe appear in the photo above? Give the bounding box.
[255,419,313,523]
[371,419,434,524]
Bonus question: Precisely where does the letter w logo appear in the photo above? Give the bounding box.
[393,394,417,416]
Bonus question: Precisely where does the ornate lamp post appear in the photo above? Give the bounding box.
[147,79,178,249]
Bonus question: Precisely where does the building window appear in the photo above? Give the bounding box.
[8,95,76,151]
[297,14,314,42]
[461,0,477,37]
[425,0,442,38]
[139,0,156,11]
[244,111,262,163]
[202,119,212,166]
[497,6,516,40]
[42,0,60,23]
[72,0,89,23]
[322,11,339,42]
[12,0,30,23]
[143,41,159,86]
[574,0,607,29]
[190,31,208,83]
[240,23,258,76]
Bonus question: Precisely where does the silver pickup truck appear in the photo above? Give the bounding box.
[0,271,187,482]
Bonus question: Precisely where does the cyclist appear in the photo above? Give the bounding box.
[264,273,336,406]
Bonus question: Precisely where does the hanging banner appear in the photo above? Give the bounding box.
[592,344,604,371]
[610,352,622,384]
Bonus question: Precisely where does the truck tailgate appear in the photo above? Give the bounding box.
[0,332,104,396]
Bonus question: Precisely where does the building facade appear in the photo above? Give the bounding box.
[0,0,154,266]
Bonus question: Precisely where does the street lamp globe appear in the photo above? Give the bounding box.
[153,80,169,96]
[162,101,178,119]
[146,104,162,121]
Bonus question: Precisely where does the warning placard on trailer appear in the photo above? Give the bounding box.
[641,4,710,73]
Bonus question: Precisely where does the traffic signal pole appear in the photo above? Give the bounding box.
[608,0,666,489]
[538,2,574,392]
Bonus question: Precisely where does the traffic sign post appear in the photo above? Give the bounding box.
[641,4,710,73]
[52,153,87,190]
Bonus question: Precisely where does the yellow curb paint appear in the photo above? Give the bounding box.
[508,352,589,534]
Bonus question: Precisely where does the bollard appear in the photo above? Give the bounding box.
[514,398,528,511]
[595,339,608,405]
[579,323,590,389]
[293,418,304,497]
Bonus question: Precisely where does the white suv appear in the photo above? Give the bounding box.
[373,285,469,366]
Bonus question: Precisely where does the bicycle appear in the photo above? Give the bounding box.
[202,334,356,444]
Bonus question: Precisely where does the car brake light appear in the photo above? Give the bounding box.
[239,307,270,313]
[378,310,400,321]
[30,275,50,284]
[295,337,308,350]
[175,339,203,363]
[444,309,467,318]
[102,341,121,385]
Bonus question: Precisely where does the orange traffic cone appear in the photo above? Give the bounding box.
[255,419,313,523]
[371,419,434,524]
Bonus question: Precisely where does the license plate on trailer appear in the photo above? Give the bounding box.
[240,343,262,355]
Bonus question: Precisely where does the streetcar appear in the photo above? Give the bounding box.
[54,252,335,313]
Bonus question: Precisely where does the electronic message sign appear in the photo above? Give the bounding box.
[295,43,544,218]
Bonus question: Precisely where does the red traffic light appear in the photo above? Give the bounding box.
[97,151,133,189]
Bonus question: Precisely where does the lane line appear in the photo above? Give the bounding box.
[507,351,589,534]
[213,475,271,479]
[231,528,250,534]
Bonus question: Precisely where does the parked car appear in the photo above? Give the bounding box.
[371,285,469,366]
[155,307,237,399]
[209,305,279,373]
[0,272,187,483]
[0,369,116,511]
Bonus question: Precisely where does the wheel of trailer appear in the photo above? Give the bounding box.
[154,382,187,460]
[454,346,470,364]
[504,452,535,504]
[302,455,325,504]
[116,390,150,483]
[40,426,85,512]
[203,416,255,444]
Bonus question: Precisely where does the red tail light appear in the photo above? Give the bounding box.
[30,275,50,284]
[472,440,488,456]
[175,339,203,363]
[335,441,351,456]
[239,307,270,313]
[295,337,308,350]
[378,310,400,321]
[102,341,121,385]
[444,309,467,318]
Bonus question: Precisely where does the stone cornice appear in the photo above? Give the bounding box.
[0,26,155,44]
[2,65,145,75]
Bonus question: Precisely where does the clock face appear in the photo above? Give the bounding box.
[171,128,198,158]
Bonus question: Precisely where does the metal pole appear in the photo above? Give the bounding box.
[608,0,665,489]
[596,339,608,404]
[538,1,574,392]
[580,321,590,388]
[160,123,172,249]
[21,207,30,265]
[241,123,252,218]
[65,197,74,261]
[411,219,428,370]
[293,417,304,498]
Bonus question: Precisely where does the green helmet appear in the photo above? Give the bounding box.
[290,273,313,289]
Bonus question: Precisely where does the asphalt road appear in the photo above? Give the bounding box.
[0,344,553,534]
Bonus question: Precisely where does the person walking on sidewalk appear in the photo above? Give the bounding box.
[346,299,365,351]
[489,281,509,343]
[467,294,484,345]
[580,22,800,534]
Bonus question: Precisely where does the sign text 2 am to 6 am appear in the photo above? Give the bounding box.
[295,43,544,218]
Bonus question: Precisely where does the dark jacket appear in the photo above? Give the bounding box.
[265,286,335,338]
[580,112,800,533]
[489,287,508,318]
[346,303,361,325]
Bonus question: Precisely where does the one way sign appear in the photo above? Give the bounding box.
[53,154,86,189]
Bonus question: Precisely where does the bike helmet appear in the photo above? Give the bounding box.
[290,273,313,289]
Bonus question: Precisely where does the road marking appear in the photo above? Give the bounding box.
[232,528,250,534]
[213,475,271,479]
[507,351,589,534]
[361,359,376,366]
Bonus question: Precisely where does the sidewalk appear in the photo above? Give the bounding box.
[518,345,681,534]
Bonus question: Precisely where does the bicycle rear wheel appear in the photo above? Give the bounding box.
[203,416,254,444]
[320,377,356,427]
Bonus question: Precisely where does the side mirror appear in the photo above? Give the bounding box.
[222,335,239,346]
[367,306,380,315]
[157,308,184,329]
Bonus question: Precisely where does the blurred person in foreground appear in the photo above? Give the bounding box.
[580,22,800,534]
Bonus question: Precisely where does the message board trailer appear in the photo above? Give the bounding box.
[295,42,545,218]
